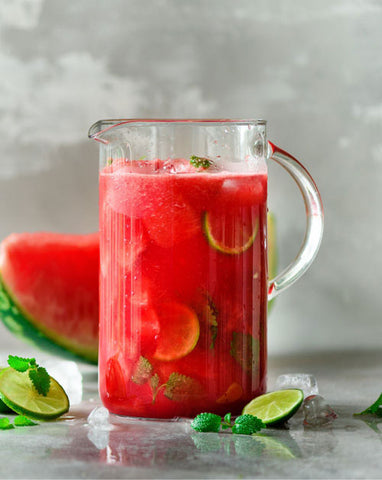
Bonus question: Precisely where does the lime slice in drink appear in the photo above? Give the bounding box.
[242,389,304,425]
[203,208,258,255]
[153,302,200,361]
[0,367,69,420]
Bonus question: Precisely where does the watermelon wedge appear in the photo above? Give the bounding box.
[0,233,99,364]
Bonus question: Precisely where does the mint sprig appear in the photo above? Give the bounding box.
[190,155,213,170]
[7,355,51,396]
[191,412,266,435]
[0,415,38,429]
[7,355,35,372]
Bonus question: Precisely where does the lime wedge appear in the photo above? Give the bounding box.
[0,367,69,420]
[242,389,304,425]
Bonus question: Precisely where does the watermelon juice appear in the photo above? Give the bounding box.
[99,158,268,418]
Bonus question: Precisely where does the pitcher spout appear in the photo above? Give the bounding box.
[88,119,129,144]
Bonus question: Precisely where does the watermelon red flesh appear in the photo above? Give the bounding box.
[0,232,99,363]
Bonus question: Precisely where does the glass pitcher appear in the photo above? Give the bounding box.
[89,119,324,419]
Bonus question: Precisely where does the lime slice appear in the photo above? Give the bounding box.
[242,389,304,425]
[0,367,69,420]
[153,302,200,361]
[203,209,259,255]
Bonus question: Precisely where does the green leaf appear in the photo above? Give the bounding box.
[131,356,153,385]
[205,295,218,349]
[355,393,382,417]
[7,355,34,372]
[224,412,232,425]
[29,367,51,396]
[0,417,14,430]
[14,415,38,427]
[190,155,213,170]
[150,373,160,392]
[164,372,202,402]
[232,414,266,435]
[230,332,259,372]
[190,412,222,433]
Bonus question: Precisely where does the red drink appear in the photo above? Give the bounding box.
[99,158,268,418]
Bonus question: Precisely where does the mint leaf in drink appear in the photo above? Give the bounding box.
[28,366,51,396]
[190,155,212,170]
[0,417,14,430]
[7,355,34,372]
[14,415,38,427]
[205,294,218,349]
[164,372,202,402]
[355,393,382,417]
[151,371,203,403]
[131,356,153,385]
[230,332,259,372]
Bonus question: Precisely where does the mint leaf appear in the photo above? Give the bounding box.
[8,355,51,396]
[29,367,50,396]
[205,294,218,349]
[131,356,153,385]
[14,415,38,427]
[355,393,382,417]
[190,155,212,170]
[191,412,222,433]
[150,373,160,392]
[164,372,201,402]
[0,417,14,430]
[230,332,259,372]
[232,414,266,435]
[7,355,34,372]
[221,412,232,430]
[224,412,232,425]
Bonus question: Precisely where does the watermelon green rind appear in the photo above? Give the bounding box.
[0,275,98,364]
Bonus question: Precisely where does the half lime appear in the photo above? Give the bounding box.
[0,367,69,420]
[242,389,304,426]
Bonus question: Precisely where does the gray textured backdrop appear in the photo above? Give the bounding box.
[0,0,381,357]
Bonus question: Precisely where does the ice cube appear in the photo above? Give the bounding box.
[275,373,319,397]
[88,427,110,450]
[162,158,195,174]
[87,407,112,430]
[43,359,83,405]
[303,395,337,427]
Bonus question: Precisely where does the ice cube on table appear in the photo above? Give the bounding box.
[87,407,112,430]
[43,359,83,405]
[88,427,110,450]
[303,395,337,427]
[275,373,319,397]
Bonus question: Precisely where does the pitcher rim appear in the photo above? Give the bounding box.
[88,118,267,140]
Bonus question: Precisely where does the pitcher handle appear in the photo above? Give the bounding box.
[267,142,324,301]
